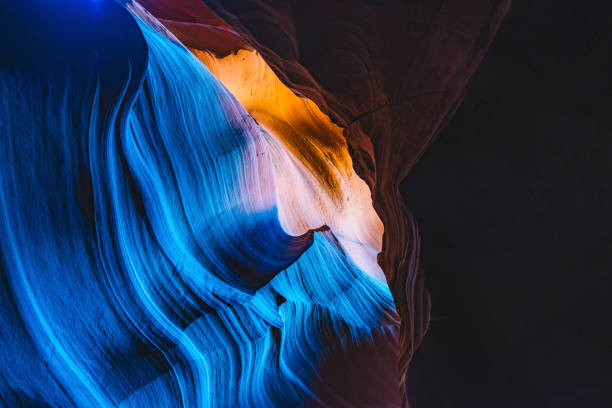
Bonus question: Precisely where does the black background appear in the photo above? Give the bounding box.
[402,1,611,406]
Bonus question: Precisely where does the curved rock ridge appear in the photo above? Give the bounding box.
[134,0,386,283]
[0,0,402,407]
[136,0,511,400]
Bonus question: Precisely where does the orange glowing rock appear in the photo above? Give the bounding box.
[193,48,385,281]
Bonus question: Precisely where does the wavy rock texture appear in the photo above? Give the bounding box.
[137,0,511,400]
[1,0,402,407]
[0,0,509,406]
